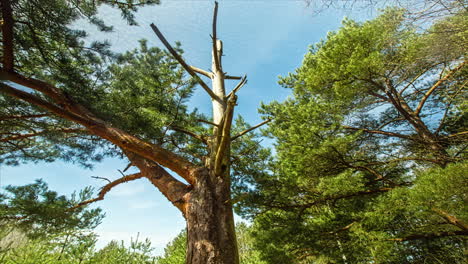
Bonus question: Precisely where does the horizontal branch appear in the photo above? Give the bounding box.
[231,119,271,141]
[415,61,466,116]
[149,23,223,105]
[343,126,414,140]
[189,65,213,78]
[387,230,468,242]
[215,96,237,175]
[70,173,145,210]
[225,75,242,80]
[197,119,219,127]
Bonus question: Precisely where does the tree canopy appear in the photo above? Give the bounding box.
[244,7,467,263]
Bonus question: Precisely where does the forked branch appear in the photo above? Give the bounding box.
[69,172,145,210]
[150,23,222,104]
[226,75,247,99]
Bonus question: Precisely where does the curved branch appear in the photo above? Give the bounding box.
[70,172,145,210]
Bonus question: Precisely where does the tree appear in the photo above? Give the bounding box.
[0,1,268,263]
[244,7,467,263]
[156,224,268,264]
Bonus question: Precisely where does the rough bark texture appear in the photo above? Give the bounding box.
[186,168,238,264]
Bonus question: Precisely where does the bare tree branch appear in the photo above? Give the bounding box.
[226,75,247,99]
[231,119,271,141]
[225,75,242,80]
[189,65,213,78]
[91,176,111,184]
[215,96,237,175]
[211,1,220,71]
[197,119,219,127]
[70,172,145,210]
[149,23,223,105]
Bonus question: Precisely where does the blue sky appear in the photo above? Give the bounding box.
[0,0,378,256]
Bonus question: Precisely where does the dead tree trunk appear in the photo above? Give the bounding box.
[150,2,246,263]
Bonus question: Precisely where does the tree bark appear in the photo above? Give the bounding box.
[185,168,238,264]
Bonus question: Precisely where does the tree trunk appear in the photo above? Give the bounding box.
[185,168,238,264]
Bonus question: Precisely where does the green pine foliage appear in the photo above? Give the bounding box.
[245,6,467,263]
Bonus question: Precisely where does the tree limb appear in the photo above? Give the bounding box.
[226,75,247,99]
[225,75,242,80]
[211,1,220,71]
[387,230,468,242]
[149,23,223,105]
[432,208,468,231]
[342,125,414,140]
[126,153,192,214]
[415,61,466,116]
[214,95,236,175]
[231,119,271,141]
[189,65,213,78]
[69,172,145,210]
[169,126,207,144]
[0,128,87,142]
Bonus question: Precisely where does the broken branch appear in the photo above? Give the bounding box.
[150,23,222,104]
[212,1,220,71]
[231,119,271,141]
[226,75,247,99]
[189,65,213,78]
